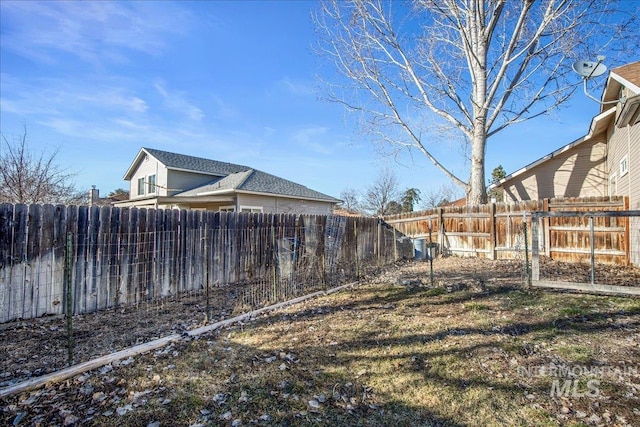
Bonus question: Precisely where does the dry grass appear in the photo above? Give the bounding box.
[2,257,640,426]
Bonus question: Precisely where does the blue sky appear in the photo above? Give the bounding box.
[0,1,632,204]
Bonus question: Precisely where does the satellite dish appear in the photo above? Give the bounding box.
[571,56,620,105]
[572,60,607,79]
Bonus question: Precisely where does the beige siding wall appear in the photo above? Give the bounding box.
[608,114,640,265]
[502,137,607,202]
[607,124,631,197]
[166,170,215,196]
[130,155,167,198]
[624,123,640,265]
[236,193,334,215]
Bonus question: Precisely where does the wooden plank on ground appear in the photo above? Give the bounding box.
[532,280,640,296]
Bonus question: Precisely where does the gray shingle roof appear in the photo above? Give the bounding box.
[239,170,338,200]
[144,147,249,176]
[175,170,253,196]
[145,148,339,202]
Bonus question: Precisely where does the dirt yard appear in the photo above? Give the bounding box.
[1,257,639,426]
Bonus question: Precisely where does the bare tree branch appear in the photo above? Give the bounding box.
[0,125,84,205]
[315,0,639,204]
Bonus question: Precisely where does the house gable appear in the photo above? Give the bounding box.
[124,149,167,199]
[602,62,640,106]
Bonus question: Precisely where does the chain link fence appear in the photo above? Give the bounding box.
[530,210,640,294]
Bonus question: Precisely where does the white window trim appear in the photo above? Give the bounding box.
[137,177,145,196]
[240,206,263,213]
[219,205,235,212]
[147,174,157,195]
[620,155,628,177]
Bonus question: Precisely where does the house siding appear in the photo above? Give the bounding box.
[607,115,640,265]
[625,124,640,265]
[130,155,165,198]
[236,193,334,215]
[166,170,216,196]
[607,123,629,196]
[502,137,608,202]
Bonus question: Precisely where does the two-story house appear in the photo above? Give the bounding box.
[114,147,341,215]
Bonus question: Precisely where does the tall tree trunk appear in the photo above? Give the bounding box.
[469,125,487,204]
[468,3,488,205]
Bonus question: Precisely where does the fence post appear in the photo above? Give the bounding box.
[530,214,538,284]
[377,220,382,266]
[589,216,595,284]
[489,202,496,260]
[437,207,444,256]
[543,198,551,257]
[393,227,398,261]
[64,232,74,366]
[624,196,631,265]
[428,218,434,287]
[271,223,278,302]
[204,224,210,323]
[354,221,359,278]
[524,211,531,286]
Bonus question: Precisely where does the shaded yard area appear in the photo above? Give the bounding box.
[1,257,640,426]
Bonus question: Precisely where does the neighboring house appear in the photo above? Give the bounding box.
[114,147,341,215]
[490,60,640,265]
[88,187,130,206]
[491,61,639,205]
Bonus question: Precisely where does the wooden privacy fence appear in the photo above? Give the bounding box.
[384,196,632,264]
[0,204,413,323]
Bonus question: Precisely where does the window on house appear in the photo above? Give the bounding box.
[240,206,263,213]
[137,177,145,196]
[219,206,235,212]
[620,156,628,177]
[148,174,157,194]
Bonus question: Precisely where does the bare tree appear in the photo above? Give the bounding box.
[315,0,638,203]
[422,182,465,209]
[0,126,84,205]
[338,187,362,213]
[362,167,400,216]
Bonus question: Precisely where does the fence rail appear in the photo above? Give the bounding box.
[0,204,413,323]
